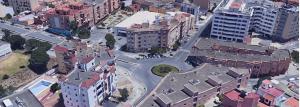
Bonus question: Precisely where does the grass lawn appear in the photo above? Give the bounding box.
[0,53,29,79]
[151,64,179,77]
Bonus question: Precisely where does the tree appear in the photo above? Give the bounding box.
[1,29,11,41]
[47,3,55,8]
[78,28,91,39]
[4,13,12,20]
[2,74,9,80]
[172,40,181,51]
[291,50,299,63]
[5,35,26,50]
[69,20,78,35]
[50,83,61,93]
[105,33,116,49]
[117,88,129,102]
[253,76,271,90]
[25,39,40,51]
[29,48,50,74]
[25,39,52,51]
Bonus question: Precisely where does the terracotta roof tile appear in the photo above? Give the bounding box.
[284,97,299,107]
[54,45,68,52]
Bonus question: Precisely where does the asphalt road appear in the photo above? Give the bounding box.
[110,14,214,106]
[0,22,64,45]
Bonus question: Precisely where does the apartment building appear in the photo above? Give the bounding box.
[107,0,119,13]
[210,0,251,42]
[47,3,93,31]
[115,11,194,52]
[59,62,117,107]
[138,63,250,107]
[83,0,109,24]
[247,0,299,42]
[54,45,77,74]
[0,41,12,58]
[248,0,281,37]
[8,0,39,13]
[273,5,299,42]
[189,38,291,78]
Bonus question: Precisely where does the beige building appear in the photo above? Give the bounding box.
[118,11,195,52]
[138,63,250,107]
[8,0,39,13]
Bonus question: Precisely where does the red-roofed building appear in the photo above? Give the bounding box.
[257,80,285,106]
[47,3,93,31]
[222,89,259,107]
[282,97,299,107]
[78,56,95,72]
[59,62,117,107]
[54,45,77,74]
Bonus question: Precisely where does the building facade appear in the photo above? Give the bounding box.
[273,5,299,42]
[210,0,251,42]
[0,41,12,58]
[8,0,39,13]
[138,63,250,107]
[59,63,117,107]
[248,0,280,37]
[47,3,94,31]
[54,45,77,74]
[257,80,285,107]
[189,38,291,78]
[83,0,110,24]
[124,11,194,52]
[247,0,299,42]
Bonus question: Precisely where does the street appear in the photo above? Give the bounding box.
[0,22,64,45]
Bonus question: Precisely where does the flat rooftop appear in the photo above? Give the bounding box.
[138,63,249,107]
[0,89,43,107]
[191,38,290,62]
[115,11,161,28]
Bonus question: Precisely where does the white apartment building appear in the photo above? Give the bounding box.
[0,41,12,58]
[248,0,280,37]
[210,0,251,42]
[247,0,299,42]
[59,62,117,107]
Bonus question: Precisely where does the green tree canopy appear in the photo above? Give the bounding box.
[29,48,50,74]
[50,83,61,93]
[25,39,52,51]
[69,20,78,35]
[4,14,12,20]
[291,50,299,63]
[78,28,91,39]
[4,34,26,50]
[105,33,116,49]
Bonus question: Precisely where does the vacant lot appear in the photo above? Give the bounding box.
[0,53,29,79]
